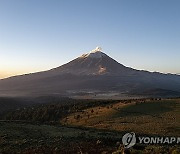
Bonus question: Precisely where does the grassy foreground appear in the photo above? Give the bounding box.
[0,121,179,154]
[0,98,180,153]
[0,121,122,153]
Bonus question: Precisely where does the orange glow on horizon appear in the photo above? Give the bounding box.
[0,71,25,79]
[0,68,44,79]
[0,65,57,79]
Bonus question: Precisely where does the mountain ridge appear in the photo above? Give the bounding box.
[1,47,178,80]
[0,47,180,98]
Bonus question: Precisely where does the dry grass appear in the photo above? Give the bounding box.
[62,99,180,136]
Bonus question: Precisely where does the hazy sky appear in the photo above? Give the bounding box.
[0,0,180,79]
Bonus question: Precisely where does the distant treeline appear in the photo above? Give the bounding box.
[1,97,169,123]
[2,99,120,123]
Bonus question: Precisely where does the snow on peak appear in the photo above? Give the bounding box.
[80,47,105,58]
[90,46,102,53]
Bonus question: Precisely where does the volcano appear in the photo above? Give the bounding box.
[0,47,180,97]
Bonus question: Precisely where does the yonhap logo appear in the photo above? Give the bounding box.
[122,132,136,148]
[122,132,180,148]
